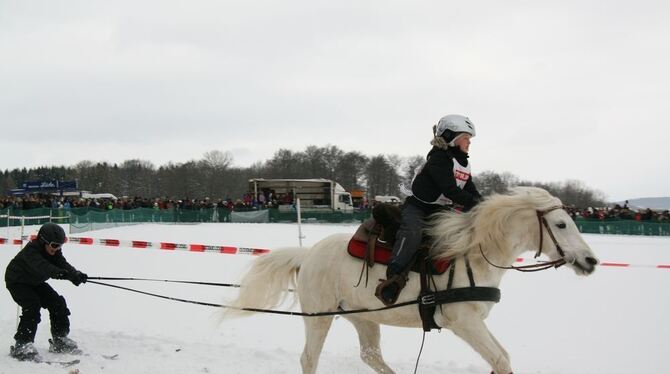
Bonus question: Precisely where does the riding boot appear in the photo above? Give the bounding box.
[375,266,408,306]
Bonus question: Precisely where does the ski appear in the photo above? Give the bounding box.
[36,358,81,367]
[11,354,80,367]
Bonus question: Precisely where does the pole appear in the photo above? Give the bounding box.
[20,216,24,246]
[5,208,9,240]
[296,198,304,247]
[16,216,25,329]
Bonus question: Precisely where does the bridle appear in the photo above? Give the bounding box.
[480,205,568,272]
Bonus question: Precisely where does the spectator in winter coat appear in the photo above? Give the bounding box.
[5,223,88,361]
[375,114,482,306]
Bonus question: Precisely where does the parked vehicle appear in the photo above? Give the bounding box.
[374,195,402,205]
[249,178,354,212]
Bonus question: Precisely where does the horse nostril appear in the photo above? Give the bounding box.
[586,257,598,265]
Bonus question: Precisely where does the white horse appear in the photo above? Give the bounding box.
[224,187,599,374]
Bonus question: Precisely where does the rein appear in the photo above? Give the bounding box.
[479,205,567,272]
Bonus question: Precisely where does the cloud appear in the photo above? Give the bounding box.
[1,0,669,201]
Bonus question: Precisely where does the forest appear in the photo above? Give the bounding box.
[1,145,606,207]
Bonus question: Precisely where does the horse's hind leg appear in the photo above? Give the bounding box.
[344,316,395,374]
[300,316,334,374]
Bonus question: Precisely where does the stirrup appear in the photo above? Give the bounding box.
[375,273,407,306]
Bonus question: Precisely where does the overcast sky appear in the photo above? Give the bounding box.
[1,0,668,201]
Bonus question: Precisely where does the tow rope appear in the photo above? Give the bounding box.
[87,276,500,318]
[86,279,419,317]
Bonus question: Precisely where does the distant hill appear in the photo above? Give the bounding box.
[613,197,670,211]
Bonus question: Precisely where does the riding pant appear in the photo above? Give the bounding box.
[7,282,71,343]
[388,203,428,274]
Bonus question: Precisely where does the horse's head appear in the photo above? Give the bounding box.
[429,186,599,275]
[535,203,599,275]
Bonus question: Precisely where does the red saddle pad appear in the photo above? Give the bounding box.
[347,239,450,274]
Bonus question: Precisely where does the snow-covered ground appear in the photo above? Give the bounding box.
[1,223,669,374]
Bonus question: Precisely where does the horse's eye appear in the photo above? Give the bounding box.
[556,222,567,229]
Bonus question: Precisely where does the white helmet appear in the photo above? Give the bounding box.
[435,114,476,139]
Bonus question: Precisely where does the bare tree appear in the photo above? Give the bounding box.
[401,155,425,190]
[263,149,303,178]
[202,150,233,170]
[364,155,401,198]
[200,150,233,198]
[1,147,610,209]
[334,151,368,191]
[474,170,520,196]
[301,146,331,178]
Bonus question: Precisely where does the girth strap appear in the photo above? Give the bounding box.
[418,254,435,331]
[418,255,501,332]
[421,287,501,306]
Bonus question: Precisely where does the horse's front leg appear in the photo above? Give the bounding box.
[449,317,512,374]
[487,329,510,366]
[344,316,395,373]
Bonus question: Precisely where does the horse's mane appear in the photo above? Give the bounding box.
[427,186,563,260]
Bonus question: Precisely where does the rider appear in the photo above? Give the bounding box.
[5,222,88,361]
[375,114,482,306]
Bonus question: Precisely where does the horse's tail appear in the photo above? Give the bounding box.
[223,247,308,319]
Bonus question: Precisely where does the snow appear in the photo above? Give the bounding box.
[1,223,669,374]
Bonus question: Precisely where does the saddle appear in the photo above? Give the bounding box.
[347,204,450,285]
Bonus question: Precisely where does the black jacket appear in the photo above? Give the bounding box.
[408,146,481,212]
[5,240,77,286]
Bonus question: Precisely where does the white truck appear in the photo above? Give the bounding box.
[374,195,402,205]
[248,178,354,212]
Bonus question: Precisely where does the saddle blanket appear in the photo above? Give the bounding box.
[347,239,451,274]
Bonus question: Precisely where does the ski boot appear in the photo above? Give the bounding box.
[10,341,40,361]
[49,336,81,354]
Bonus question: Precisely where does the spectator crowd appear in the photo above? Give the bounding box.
[565,202,670,222]
[0,193,294,213]
[1,195,669,222]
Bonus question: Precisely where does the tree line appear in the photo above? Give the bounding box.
[0,145,606,207]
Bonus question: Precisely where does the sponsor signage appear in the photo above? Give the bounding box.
[20,180,77,191]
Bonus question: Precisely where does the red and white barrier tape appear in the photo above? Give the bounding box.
[0,235,270,256]
[0,215,53,220]
[1,235,668,268]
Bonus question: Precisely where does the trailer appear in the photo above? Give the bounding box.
[248,178,354,212]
